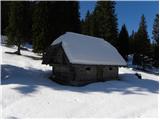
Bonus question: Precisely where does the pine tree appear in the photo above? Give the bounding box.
[32,2,50,53]
[152,14,159,45]
[129,30,135,54]
[81,11,91,35]
[94,1,118,48]
[66,1,81,33]
[136,15,150,54]
[32,1,81,53]
[25,1,33,43]
[81,10,97,36]
[6,1,31,55]
[81,19,85,34]
[152,14,159,67]
[49,1,81,47]
[1,1,10,35]
[133,15,151,67]
[118,24,129,61]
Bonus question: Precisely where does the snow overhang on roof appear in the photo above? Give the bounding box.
[51,32,127,66]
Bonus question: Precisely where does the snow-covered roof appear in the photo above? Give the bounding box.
[51,32,127,66]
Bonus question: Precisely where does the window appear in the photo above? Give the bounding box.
[109,67,112,70]
[86,67,91,71]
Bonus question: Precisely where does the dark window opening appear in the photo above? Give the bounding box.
[86,67,91,71]
[109,67,112,70]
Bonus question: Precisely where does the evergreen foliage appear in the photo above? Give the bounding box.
[81,11,91,35]
[81,1,118,48]
[152,14,159,44]
[81,10,96,36]
[152,14,159,67]
[1,1,10,35]
[133,15,151,67]
[2,1,158,69]
[129,30,135,54]
[32,2,50,53]
[94,1,118,48]
[118,24,129,61]
[32,1,81,53]
[95,1,118,48]
[6,1,32,55]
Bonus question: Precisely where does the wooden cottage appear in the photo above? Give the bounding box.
[42,32,126,86]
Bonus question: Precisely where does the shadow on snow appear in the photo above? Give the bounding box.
[1,64,159,95]
[5,51,42,60]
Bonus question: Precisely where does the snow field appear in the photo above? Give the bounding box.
[1,45,159,118]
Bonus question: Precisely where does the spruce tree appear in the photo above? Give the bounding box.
[32,2,50,53]
[81,11,91,35]
[25,1,33,43]
[152,14,159,44]
[66,1,81,33]
[152,14,159,67]
[94,1,118,48]
[1,1,10,35]
[6,1,31,55]
[118,24,129,61]
[32,1,81,53]
[133,15,151,67]
[129,30,135,54]
[135,15,150,55]
[81,19,85,34]
[49,1,80,47]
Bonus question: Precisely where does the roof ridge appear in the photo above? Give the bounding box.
[65,32,105,41]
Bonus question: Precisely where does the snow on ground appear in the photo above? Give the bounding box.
[127,54,159,75]
[1,45,159,118]
[1,35,8,44]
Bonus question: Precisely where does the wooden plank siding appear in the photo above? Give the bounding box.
[43,44,119,86]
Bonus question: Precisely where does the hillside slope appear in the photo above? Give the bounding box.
[1,45,159,118]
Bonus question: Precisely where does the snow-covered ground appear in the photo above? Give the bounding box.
[1,45,159,118]
[127,54,159,75]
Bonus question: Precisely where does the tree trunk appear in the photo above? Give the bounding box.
[15,42,21,55]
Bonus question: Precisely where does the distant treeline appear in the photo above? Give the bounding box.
[1,1,159,67]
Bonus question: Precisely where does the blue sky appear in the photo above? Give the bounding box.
[79,1,159,39]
